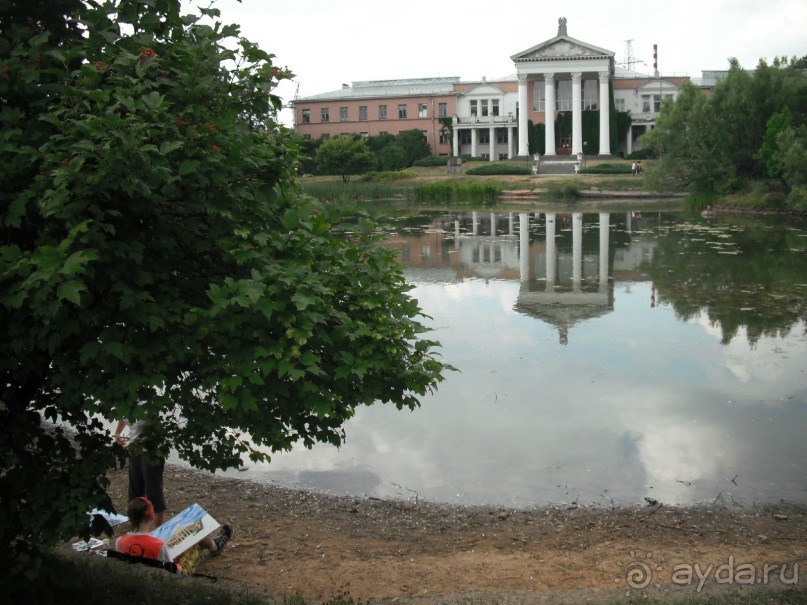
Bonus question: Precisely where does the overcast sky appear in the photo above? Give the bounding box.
[200,0,805,124]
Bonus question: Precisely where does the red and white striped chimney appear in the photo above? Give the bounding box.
[653,44,658,77]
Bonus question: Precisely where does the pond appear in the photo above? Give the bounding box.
[222,203,807,509]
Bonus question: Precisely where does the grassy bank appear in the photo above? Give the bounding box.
[301,159,662,203]
[17,549,807,605]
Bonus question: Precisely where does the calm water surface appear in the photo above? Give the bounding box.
[222,205,807,509]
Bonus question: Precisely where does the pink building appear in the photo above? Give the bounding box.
[293,18,705,159]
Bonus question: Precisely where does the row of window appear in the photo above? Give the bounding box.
[301,102,450,124]
[532,80,600,112]
[469,98,500,117]
[457,129,512,145]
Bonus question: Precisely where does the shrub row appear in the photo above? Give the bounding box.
[466,163,532,176]
[413,182,503,202]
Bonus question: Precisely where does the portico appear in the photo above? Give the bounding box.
[511,18,614,157]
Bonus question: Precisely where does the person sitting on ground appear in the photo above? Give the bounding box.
[115,497,233,563]
[115,496,172,562]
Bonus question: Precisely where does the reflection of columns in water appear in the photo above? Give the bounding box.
[572,212,583,292]
[519,212,529,282]
[545,212,557,290]
[490,213,496,235]
[472,211,479,236]
[508,213,514,236]
[455,219,460,241]
[599,212,610,292]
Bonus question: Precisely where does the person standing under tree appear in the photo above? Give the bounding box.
[115,415,167,527]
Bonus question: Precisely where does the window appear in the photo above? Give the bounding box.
[556,80,572,111]
[438,102,448,117]
[582,80,598,110]
[301,109,310,123]
[479,130,490,144]
[496,129,508,144]
[379,104,387,120]
[533,82,545,111]
[480,100,489,117]
[642,94,673,113]
[615,98,626,112]
[492,99,500,117]
[340,106,348,121]
[421,130,428,141]
[359,132,368,138]
[302,134,311,140]
[498,152,508,160]
[320,107,329,123]
[398,104,407,119]
[470,100,477,117]
[459,130,471,145]
[359,105,368,121]
[418,103,427,118]
[559,134,572,148]
[439,129,450,145]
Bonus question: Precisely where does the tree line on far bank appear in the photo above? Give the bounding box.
[641,56,807,210]
[301,130,432,182]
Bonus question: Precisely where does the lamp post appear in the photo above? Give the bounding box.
[583,141,587,168]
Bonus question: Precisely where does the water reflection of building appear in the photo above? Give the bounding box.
[386,211,656,343]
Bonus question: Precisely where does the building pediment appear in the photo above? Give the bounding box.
[637,79,681,93]
[464,83,504,96]
[511,35,614,63]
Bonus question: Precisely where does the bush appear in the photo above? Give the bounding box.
[466,163,532,176]
[580,163,632,175]
[414,182,502,202]
[627,148,658,160]
[357,170,417,183]
[786,186,807,211]
[412,156,451,167]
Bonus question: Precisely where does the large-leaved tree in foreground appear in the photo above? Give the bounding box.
[0,0,449,574]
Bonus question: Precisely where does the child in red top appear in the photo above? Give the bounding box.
[115,497,172,563]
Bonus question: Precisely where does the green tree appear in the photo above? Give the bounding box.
[757,109,792,179]
[1,0,450,574]
[315,135,377,182]
[641,83,733,192]
[378,144,408,171]
[395,129,431,166]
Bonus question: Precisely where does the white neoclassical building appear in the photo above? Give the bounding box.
[294,17,697,160]
[510,17,614,157]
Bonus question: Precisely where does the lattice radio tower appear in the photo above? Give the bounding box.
[623,39,636,71]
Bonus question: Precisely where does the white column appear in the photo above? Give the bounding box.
[490,212,496,236]
[599,212,610,292]
[545,213,556,289]
[598,72,611,156]
[471,128,478,158]
[572,212,583,291]
[544,73,556,155]
[507,126,514,158]
[508,212,514,236]
[572,72,583,154]
[489,125,495,161]
[452,127,459,157]
[517,74,530,156]
[519,213,529,282]
[626,125,632,156]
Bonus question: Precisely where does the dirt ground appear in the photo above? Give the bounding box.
[104,464,806,604]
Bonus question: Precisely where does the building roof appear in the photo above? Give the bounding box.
[511,18,614,63]
[297,77,461,101]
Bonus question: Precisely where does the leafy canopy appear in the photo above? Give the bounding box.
[315,135,377,182]
[640,57,807,201]
[0,0,450,572]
